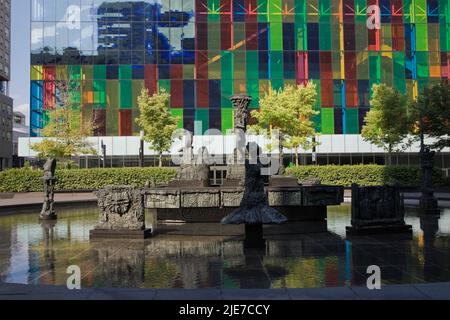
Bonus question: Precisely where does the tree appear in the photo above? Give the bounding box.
[410,80,450,150]
[31,79,96,167]
[135,88,179,167]
[361,84,411,165]
[251,83,319,171]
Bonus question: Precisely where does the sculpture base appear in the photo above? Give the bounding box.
[346,224,412,237]
[244,224,265,248]
[90,228,153,240]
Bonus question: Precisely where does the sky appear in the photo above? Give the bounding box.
[10,0,31,126]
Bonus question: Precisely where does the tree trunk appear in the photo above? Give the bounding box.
[159,153,163,168]
[278,135,285,175]
[387,145,392,166]
[295,148,299,166]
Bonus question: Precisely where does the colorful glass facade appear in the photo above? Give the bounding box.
[30,0,450,137]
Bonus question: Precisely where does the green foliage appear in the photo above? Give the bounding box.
[251,83,319,166]
[362,84,411,155]
[285,165,445,187]
[410,80,450,150]
[30,79,96,163]
[0,168,177,193]
[136,88,179,167]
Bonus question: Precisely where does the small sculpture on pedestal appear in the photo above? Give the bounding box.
[40,158,57,220]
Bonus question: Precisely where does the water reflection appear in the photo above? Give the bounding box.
[0,207,449,289]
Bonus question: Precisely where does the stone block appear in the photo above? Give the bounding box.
[221,189,244,207]
[145,190,180,209]
[181,189,220,208]
[268,189,303,206]
[302,186,344,206]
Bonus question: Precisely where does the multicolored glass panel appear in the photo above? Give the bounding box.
[30,0,450,137]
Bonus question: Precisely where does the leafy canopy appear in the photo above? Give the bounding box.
[135,88,179,156]
[31,80,96,162]
[361,83,411,153]
[251,83,319,151]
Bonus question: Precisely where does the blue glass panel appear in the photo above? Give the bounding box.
[283,23,295,51]
[308,52,321,79]
[307,23,319,51]
[107,66,119,79]
[183,80,195,109]
[158,65,171,79]
[283,51,296,79]
[132,65,145,79]
[209,80,221,109]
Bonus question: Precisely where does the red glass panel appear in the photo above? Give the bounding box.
[197,80,209,108]
[296,52,308,84]
[171,80,184,108]
[144,65,158,94]
[119,110,132,136]
[196,51,209,80]
[221,0,233,50]
[392,24,404,51]
[346,80,358,108]
[344,52,357,80]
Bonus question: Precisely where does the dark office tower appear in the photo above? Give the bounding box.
[0,0,12,171]
[30,0,450,137]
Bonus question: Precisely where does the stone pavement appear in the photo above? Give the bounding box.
[0,282,449,300]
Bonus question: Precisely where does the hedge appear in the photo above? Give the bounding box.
[0,165,446,193]
[0,168,177,193]
[285,165,446,187]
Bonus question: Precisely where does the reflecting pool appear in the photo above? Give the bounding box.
[0,206,449,289]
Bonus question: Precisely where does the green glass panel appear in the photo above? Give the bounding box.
[319,23,331,51]
[319,0,331,23]
[416,24,428,51]
[221,108,233,134]
[393,52,406,93]
[82,65,93,80]
[221,51,233,107]
[369,53,381,82]
[119,65,132,79]
[354,0,367,23]
[321,108,334,134]
[68,65,81,81]
[270,23,283,50]
[120,80,132,109]
[403,0,412,23]
[171,109,184,129]
[93,65,106,80]
[416,51,429,79]
[381,55,393,86]
[106,80,119,136]
[346,108,359,134]
[270,51,284,80]
[158,79,171,94]
[234,23,246,51]
[208,0,221,22]
[221,79,234,108]
[93,80,106,107]
[208,23,221,50]
[258,0,268,23]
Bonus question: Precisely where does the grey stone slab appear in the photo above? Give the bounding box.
[154,289,222,300]
[413,283,450,300]
[89,289,157,300]
[146,190,180,209]
[221,289,289,300]
[268,190,302,207]
[288,287,357,300]
[181,190,221,208]
[350,285,429,300]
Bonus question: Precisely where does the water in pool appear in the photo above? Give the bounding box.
[0,206,449,289]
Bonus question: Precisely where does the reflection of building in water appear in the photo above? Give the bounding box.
[38,221,57,285]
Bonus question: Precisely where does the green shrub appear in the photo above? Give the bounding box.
[285,165,445,187]
[0,167,177,193]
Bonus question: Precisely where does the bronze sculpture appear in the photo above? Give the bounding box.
[40,158,57,220]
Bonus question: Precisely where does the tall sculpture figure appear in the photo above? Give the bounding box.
[40,158,57,220]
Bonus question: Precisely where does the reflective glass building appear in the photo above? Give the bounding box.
[30,0,450,138]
